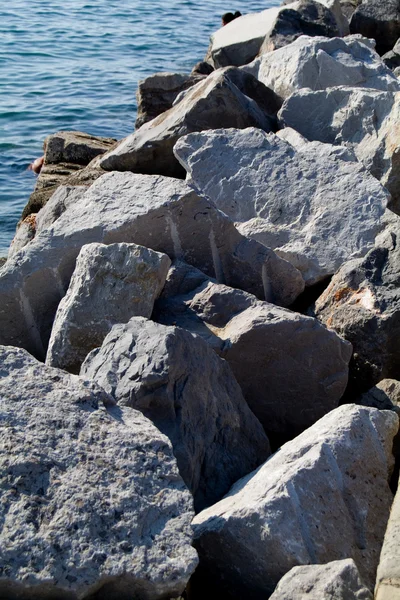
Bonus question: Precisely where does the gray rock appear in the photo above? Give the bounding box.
[192,405,398,598]
[375,471,400,600]
[277,127,358,161]
[283,0,350,35]
[99,68,275,178]
[154,264,352,446]
[279,87,400,214]
[0,345,198,600]
[340,0,361,20]
[358,379,400,412]
[382,38,400,70]
[269,559,372,599]
[0,173,303,360]
[46,243,171,373]
[8,214,37,259]
[35,185,87,234]
[174,128,388,285]
[254,35,399,100]
[350,0,400,56]
[314,223,400,394]
[81,317,271,512]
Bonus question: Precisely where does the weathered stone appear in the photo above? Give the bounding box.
[192,405,398,598]
[100,68,275,178]
[314,224,400,394]
[340,0,361,20]
[46,243,170,374]
[279,87,400,214]
[154,264,352,446]
[358,379,400,412]
[350,0,400,56]
[174,128,388,285]
[0,345,198,600]
[383,38,400,70]
[35,185,87,234]
[253,35,399,100]
[269,559,372,599]
[0,173,303,360]
[8,214,37,259]
[282,0,350,35]
[81,317,271,512]
[375,473,400,600]
[277,127,358,161]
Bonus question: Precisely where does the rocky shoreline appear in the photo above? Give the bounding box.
[2,0,400,598]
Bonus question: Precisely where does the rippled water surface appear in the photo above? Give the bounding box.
[0,0,279,255]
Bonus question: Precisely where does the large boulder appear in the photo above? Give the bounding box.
[350,0,400,56]
[192,405,398,598]
[208,1,339,69]
[269,559,372,599]
[0,346,198,600]
[154,261,352,446]
[314,223,400,395]
[0,173,303,360]
[282,0,350,36]
[174,128,388,285]
[279,87,400,214]
[99,68,276,178]
[375,472,400,600]
[249,35,400,99]
[81,317,271,512]
[46,243,171,373]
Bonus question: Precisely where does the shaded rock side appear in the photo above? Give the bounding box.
[383,38,400,70]
[269,559,372,599]
[192,405,398,598]
[46,242,171,373]
[350,0,400,56]
[375,471,400,600]
[174,128,388,285]
[0,345,198,600]
[282,0,350,36]
[314,224,400,395]
[0,172,303,360]
[81,317,271,512]
[279,87,400,214]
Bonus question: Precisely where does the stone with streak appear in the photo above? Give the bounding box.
[192,405,398,598]
[0,345,198,600]
[46,243,171,373]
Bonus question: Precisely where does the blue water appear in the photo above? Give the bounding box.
[0,0,279,256]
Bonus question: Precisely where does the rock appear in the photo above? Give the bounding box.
[375,472,400,600]
[340,0,361,20]
[277,127,358,161]
[99,68,276,178]
[21,132,115,219]
[350,0,400,56]
[0,173,303,360]
[253,35,399,100]
[279,87,400,214]
[383,38,400,70]
[190,61,214,76]
[135,71,206,129]
[192,405,398,598]
[208,1,339,69]
[81,317,271,512]
[8,214,37,259]
[358,379,400,412]
[174,128,388,285]
[46,243,171,374]
[282,0,350,35]
[0,345,198,600]
[35,185,87,234]
[154,263,352,446]
[314,224,400,394]
[269,559,372,599]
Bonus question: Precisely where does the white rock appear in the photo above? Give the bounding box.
[35,185,86,234]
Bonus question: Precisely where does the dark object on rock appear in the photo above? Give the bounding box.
[383,38,400,69]
[222,10,242,26]
[190,61,214,76]
[350,0,400,56]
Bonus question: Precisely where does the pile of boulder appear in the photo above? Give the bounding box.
[3,0,400,598]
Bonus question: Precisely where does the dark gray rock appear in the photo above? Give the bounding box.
[383,38,400,69]
[350,0,400,56]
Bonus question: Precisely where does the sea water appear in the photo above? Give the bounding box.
[0,0,279,256]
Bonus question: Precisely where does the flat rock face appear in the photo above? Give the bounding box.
[314,224,400,395]
[99,68,274,178]
[81,317,271,512]
[253,35,399,99]
[279,87,400,214]
[35,185,87,235]
[46,243,171,373]
[350,0,400,56]
[154,266,352,446]
[192,405,398,598]
[174,128,388,285]
[0,346,198,600]
[269,559,372,599]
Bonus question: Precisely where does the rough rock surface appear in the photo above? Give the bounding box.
[154,261,352,446]
[283,0,350,36]
[383,38,400,70]
[35,185,87,235]
[192,405,398,598]
[81,317,271,512]
[8,214,37,259]
[0,346,198,600]
[375,475,400,600]
[46,243,170,373]
[0,173,303,360]
[279,87,400,214]
[314,224,400,394]
[350,0,400,56]
[269,559,372,599]
[252,35,399,99]
[358,379,400,412]
[174,128,388,285]
[99,68,276,178]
